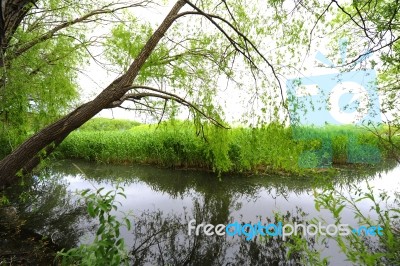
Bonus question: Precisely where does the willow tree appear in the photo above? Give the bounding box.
[1,0,399,187]
[0,0,290,186]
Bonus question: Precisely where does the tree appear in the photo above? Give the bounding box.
[0,0,158,150]
[0,0,282,186]
[1,0,399,187]
[326,0,400,162]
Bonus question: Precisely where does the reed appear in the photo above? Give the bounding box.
[56,119,390,175]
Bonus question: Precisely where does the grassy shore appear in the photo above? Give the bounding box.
[55,118,392,175]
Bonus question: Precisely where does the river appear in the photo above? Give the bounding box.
[1,159,399,265]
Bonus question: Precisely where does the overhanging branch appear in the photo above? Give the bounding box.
[176,1,286,105]
[6,1,151,62]
[107,85,228,129]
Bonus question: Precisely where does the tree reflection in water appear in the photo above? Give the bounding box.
[129,204,317,266]
[0,169,92,265]
[0,159,395,265]
[52,160,328,265]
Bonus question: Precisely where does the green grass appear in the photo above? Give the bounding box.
[0,118,141,159]
[55,118,393,175]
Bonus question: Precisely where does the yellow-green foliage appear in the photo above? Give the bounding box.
[79,118,141,131]
[57,119,389,175]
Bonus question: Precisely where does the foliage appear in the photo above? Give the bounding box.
[313,183,400,265]
[104,10,226,123]
[285,181,400,265]
[56,119,391,175]
[57,184,131,266]
[284,230,329,266]
[317,0,400,162]
[79,118,141,132]
[103,0,292,126]
[294,125,385,167]
[0,0,94,155]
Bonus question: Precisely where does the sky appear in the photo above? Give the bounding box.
[77,1,176,122]
[76,0,391,126]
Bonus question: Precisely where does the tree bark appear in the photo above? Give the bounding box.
[0,0,39,66]
[0,0,186,187]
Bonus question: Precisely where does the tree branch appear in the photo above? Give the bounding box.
[107,85,228,129]
[7,1,149,61]
[176,2,286,105]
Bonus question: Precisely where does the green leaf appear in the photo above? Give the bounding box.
[125,218,131,231]
[96,225,105,236]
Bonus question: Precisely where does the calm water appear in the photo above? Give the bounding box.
[1,160,399,265]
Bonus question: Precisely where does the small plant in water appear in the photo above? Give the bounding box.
[57,184,131,266]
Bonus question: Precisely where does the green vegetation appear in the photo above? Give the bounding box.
[56,118,393,175]
[2,0,400,182]
[285,183,400,266]
[0,0,399,264]
[79,118,141,132]
[57,185,131,266]
[0,0,90,153]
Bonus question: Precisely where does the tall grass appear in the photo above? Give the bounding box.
[56,119,390,175]
[293,125,384,167]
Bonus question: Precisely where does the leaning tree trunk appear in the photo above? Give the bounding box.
[0,0,186,187]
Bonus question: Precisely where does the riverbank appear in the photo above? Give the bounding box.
[54,118,394,176]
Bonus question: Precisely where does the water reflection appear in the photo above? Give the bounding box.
[129,207,317,266]
[1,159,398,265]
[0,169,91,264]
